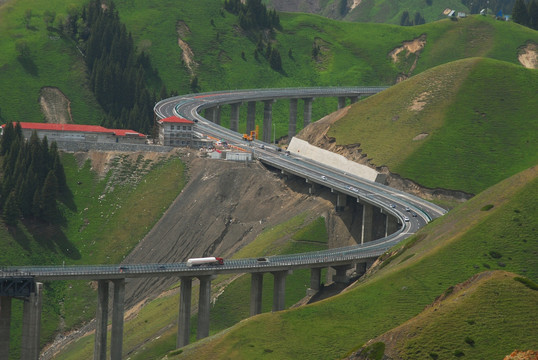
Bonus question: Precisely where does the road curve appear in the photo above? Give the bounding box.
[1,87,446,280]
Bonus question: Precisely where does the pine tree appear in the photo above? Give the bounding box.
[269,48,282,71]
[528,0,538,29]
[41,170,59,223]
[3,190,20,227]
[0,121,14,156]
[512,0,529,26]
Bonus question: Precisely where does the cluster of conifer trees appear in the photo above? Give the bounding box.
[400,11,426,26]
[62,0,159,134]
[512,0,538,29]
[224,0,280,30]
[0,123,67,226]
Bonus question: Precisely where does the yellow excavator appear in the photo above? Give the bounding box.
[242,125,259,141]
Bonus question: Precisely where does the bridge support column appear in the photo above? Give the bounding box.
[214,106,221,125]
[204,107,215,122]
[336,193,347,212]
[0,296,12,359]
[349,96,359,104]
[205,106,221,124]
[263,100,274,143]
[250,273,264,316]
[230,102,241,133]
[94,280,109,360]
[288,98,298,141]
[303,97,313,128]
[307,268,323,296]
[272,271,290,312]
[332,265,350,284]
[247,101,256,134]
[177,277,192,348]
[21,282,42,360]
[309,182,317,195]
[361,203,374,244]
[197,275,213,340]
[111,279,125,360]
[355,262,367,277]
[385,215,400,236]
[337,96,346,109]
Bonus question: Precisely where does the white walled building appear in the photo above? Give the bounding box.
[1,122,147,144]
[157,116,211,148]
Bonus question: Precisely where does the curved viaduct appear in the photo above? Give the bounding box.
[0,87,446,359]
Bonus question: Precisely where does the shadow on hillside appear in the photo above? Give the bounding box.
[24,220,81,260]
[9,225,32,252]
[59,187,77,212]
[17,56,38,77]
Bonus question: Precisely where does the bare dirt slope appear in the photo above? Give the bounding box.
[120,153,351,309]
[39,87,72,124]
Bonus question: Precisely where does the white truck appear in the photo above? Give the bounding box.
[186,257,224,267]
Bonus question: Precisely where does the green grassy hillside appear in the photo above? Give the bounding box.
[1,0,536,141]
[168,165,537,359]
[329,57,538,194]
[367,271,538,359]
[0,152,186,357]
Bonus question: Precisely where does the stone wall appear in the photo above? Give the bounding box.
[55,140,174,153]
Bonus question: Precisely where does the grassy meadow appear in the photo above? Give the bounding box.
[329,57,538,194]
[169,166,537,359]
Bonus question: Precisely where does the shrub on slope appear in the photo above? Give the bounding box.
[171,165,537,359]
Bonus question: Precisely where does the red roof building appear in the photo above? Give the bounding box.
[1,122,146,145]
[157,116,196,147]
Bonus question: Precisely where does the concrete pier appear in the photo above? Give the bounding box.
[94,280,109,360]
[250,273,264,316]
[205,106,221,124]
[111,279,125,360]
[361,203,374,244]
[303,98,313,127]
[0,296,12,359]
[336,193,347,212]
[177,277,192,348]
[355,262,367,277]
[385,215,400,236]
[204,107,215,122]
[263,100,274,143]
[246,101,256,133]
[230,103,241,132]
[332,265,350,284]
[197,276,212,340]
[337,96,346,109]
[307,268,322,296]
[21,282,42,360]
[349,96,359,104]
[272,271,289,311]
[288,98,298,140]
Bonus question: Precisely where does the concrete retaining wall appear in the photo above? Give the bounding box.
[287,137,382,183]
[55,141,174,153]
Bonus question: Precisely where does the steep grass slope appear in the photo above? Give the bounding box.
[328,57,538,194]
[0,152,187,357]
[170,165,537,359]
[359,271,538,359]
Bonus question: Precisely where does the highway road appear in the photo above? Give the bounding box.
[1,87,446,280]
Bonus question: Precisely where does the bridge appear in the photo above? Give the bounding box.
[0,87,446,360]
